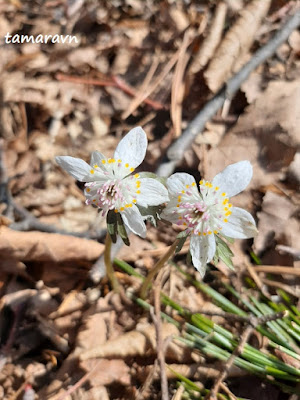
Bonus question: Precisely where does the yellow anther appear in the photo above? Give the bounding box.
[205,182,209,187]
[178,216,182,220]
[117,159,122,163]
[86,188,91,192]
[225,211,232,216]
[129,203,132,207]
[186,184,190,188]
[125,163,129,168]
[222,192,226,197]
[223,199,229,205]
[208,231,212,235]
[214,230,218,234]
[177,196,181,201]
[215,186,219,190]
[203,232,207,236]
[199,180,204,185]
[183,222,187,226]
[102,159,106,164]
[90,169,95,174]
[136,190,141,194]
[130,167,134,172]
[209,183,213,188]
[134,173,140,178]
[125,204,130,208]
[198,232,202,236]
[114,209,118,213]
[176,204,180,208]
[223,218,228,223]
[133,199,137,203]
[120,207,124,211]
[136,181,141,188]
[92,199,96,202]
[181,190,185,194]
[191,182,196,187]
[228,203,232,208]
[93,164,99,168]
[108,158,115,164]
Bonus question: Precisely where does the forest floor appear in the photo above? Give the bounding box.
[0,1,300,399]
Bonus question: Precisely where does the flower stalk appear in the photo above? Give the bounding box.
[104,233,119,292]
[140,238,180,299]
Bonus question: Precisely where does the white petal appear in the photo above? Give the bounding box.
[114,127,147,169]
[219,207,258,239]
[190,234,216,277]
[212,161,252,198]
[90,151,106,167]
[121,204,146,238]
[167,173,197,196]
[56,156,92,182]
[137,178,169,207]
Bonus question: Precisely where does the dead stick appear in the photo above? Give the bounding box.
[151,268,169,400]
[156,9,300,177]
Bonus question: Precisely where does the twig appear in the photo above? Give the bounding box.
[261,278,300,297]
[56,73,164,110]
[171,384,185,400]
[150,268,169,400]
[55,360,101,400]
[135,360,159,400]
[276,245,300,261]
[156,9,300,177]
[122,57,160,119]
[171,30,193,137]
[207,311,288,400]
[253,266,300,276]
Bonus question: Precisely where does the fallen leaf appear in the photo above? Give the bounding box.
[254,191,298,256]
[0,227,104,263]
[204,0,271,92]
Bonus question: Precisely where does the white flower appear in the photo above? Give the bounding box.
[56,127,169,238]
[161,161,257,276]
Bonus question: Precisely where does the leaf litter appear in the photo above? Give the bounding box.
[0,0,300,399]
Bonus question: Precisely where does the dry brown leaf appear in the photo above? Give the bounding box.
[204,0,271,92]
[0,227,104,262]
[203,79,300,193]
[254,191,298,255]
[241,68,264,104]
[75,311,107,352]
[80,322,191,362]
[191,2,228,73]
[233,79,300,146]
[80,359,131,386]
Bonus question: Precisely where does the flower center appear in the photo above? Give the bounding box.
[84,172,141,216]
[99,180,124,210]
[175,180,232,236]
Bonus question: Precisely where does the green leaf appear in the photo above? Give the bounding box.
[136,204,164,227]
[106,210,117,243]
[116,213,130,246]
[175,231,189,254]
[215,235,234,271]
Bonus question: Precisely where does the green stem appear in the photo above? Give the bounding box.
[140,239,179,299]
[104,233,119,292]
